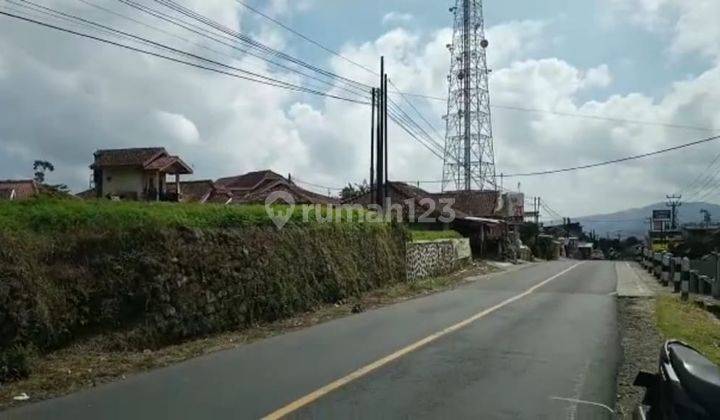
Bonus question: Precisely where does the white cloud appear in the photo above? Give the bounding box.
[1,0,719,218]
[609,0,720,61]
[583,64,613,89]
[155,111,201,145]
[485,20,548,68]
[382,12,414,26]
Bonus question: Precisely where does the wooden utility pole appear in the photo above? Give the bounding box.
[383,73,389,202]
[370,88,376,189]
[374,57,388,208]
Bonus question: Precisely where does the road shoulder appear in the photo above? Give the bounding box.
[614,262,665,418]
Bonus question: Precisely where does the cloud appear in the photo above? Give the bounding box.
[382,12,413,26]
[609,0,720,61]
[155,111,201,145]
[1,1,719,219]
[485,20,549,68]
[583,64,613,89]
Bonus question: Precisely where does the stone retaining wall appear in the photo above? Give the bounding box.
[407,238,472,280]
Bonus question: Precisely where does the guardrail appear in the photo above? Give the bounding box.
[637,247,719,301]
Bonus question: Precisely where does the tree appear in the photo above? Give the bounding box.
[340,180,370,201]
[31,160,70,196]
[33,160,55,184]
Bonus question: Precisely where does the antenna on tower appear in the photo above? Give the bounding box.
[442,0,497,192]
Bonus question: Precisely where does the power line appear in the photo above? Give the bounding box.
[503,134,720,178]
[233,0,377,77]
[293,178,344,191]
[393,92,718,133]
[387,79,444,140]
[68,0,370,100]
[153,0,720,134]
[0,9,370,105]
[113,0,371,99]
[149,0,371,91]
[680,149,720,200]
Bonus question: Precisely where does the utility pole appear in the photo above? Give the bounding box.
[370,88,376,190]
[666,194,682,230]
[535,197,540,225]
[373,57,388,208]
[384,74,389,202]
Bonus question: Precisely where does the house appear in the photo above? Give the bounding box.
[216,170,338,205]
[166,180,233,204]
[90,147,193,201]
[343,182,517,222]
[344,182,520,257]
[0,180,40,201]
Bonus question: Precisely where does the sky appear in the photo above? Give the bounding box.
[1,0,719,218]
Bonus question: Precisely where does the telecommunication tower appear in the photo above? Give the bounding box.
[442,0,497,191]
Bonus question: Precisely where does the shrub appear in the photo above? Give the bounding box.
[0,345,32,382]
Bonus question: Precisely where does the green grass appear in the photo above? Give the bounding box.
[656,295,720,365]
[0,199,373,233]
[410,229,462,241]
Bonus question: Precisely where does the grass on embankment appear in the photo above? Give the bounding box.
[410,229,462,241]
[0,198,369,232]
[655,295,720,365]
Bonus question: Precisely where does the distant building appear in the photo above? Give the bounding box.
[343,182,524,257]
[89,147,193,201]
[216,170,338,205]
[0,179,40,201]
[542,221,583,238]
[166,180,233,204]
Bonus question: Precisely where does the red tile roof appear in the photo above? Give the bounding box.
[433,190,500,218]
[91,148,192,174]
[342,182,501,219]
[166,180,231,203]
[235,179,338,205]
[75,188,97,199]
[92,147,166,168]
[144,155,193,174]
[215,170,284,190]
[0,180,39,200]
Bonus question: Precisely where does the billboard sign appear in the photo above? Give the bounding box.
[652,210,671,220]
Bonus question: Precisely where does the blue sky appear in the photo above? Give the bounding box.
[272,0,708,98]
[1,0,720,218]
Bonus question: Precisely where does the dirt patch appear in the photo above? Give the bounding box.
[615,297,664,418]
[0,260,500,411]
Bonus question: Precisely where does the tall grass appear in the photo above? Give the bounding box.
[409,229,462,241]
[0,199,372,233]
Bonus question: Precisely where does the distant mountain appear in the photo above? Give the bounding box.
[568,202,720,239]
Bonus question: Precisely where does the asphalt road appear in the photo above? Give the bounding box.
[4,260,620,420]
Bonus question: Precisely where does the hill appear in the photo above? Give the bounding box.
[570,202,720,239]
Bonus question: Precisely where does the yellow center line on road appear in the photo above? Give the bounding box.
[263,262,585,419]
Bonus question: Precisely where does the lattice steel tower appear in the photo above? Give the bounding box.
[442,0,497,191]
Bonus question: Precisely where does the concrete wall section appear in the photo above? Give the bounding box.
[101,167,145,198]
[407,238,472,281]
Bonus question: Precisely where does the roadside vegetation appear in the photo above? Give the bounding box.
[0,198,408,389]
[0,198,373,232]
[655,295,720,365]
[0,260,497,410]
[409,229,462,241]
